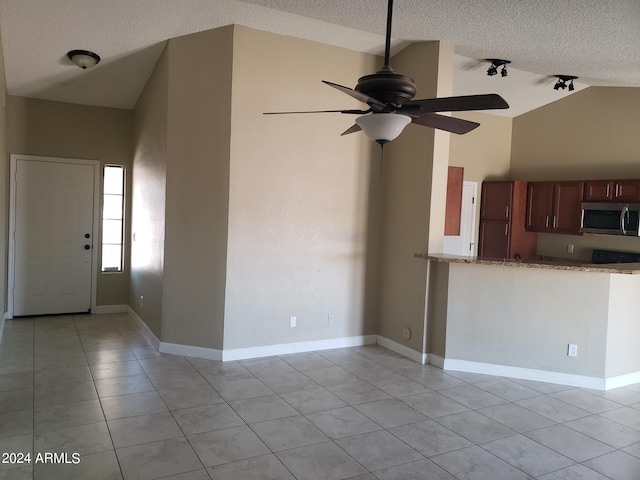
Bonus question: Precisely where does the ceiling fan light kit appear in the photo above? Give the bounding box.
[67,49,101,69]
[355,113,412,144]
[264,0,509,144]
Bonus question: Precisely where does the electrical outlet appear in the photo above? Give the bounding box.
[289,316,297,328]
[567,244,575,254]
[328,314,335,324]
[568,344,578,357]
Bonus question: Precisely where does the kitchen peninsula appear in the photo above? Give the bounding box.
[419,253,640,390]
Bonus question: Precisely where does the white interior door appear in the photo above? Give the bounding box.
[443,182,478,256]
[13,158,96,316]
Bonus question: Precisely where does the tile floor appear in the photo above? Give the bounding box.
[1,313,640,479]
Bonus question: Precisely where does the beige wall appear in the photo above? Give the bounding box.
[606,274,640,377]
[6,96,132,307]
[161,27,233,349]
[449,111,513,250]
[0,35,6,316]
[378,41,453,354]
[446,263,609,378]
[511,87,640,181]
[223,26,380,349]
[130,45,169,338]
[511,87,640,259]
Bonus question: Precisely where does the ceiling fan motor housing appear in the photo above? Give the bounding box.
[355,68,417,107]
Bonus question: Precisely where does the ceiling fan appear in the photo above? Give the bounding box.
[265,0,509,144]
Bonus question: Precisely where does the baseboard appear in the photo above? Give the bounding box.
[429,354,445,369]
[160,342,223,361]
[604,371,640,390]
[442,358,612,390]
[376,336,427,364]
[127,307,160,350]
[0,312,6,345]
[94,304,129,314]
[221,334,378,361]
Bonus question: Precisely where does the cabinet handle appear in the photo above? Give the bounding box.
[606,184,610,198]
[545,216,549,228]
[553,216,557,229]
[505,206,509,218]
[505,224,508,236]
[615,184,620,198]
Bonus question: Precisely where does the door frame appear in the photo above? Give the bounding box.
[8,154,101,318]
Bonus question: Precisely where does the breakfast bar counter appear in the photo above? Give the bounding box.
[416,253,640,274]
[418,253,640,390]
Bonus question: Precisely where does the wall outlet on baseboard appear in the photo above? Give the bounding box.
[568,343,578,357]
[289,316,297,328]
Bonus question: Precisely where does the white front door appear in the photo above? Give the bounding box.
[12,158,96,316]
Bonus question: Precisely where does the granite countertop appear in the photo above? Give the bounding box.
[415,253,640,275]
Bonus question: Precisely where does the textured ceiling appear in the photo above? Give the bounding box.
[0,0,637,115]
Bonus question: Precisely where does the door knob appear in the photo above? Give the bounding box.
[84,245,91,250]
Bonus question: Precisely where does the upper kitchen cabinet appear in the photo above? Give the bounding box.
[479,181,536,259]
[526,181,584,234]
[584,179,640,202]
[480,181,513,220]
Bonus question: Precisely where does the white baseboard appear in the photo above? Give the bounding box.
[94,304,129,314]
[604,371,640,390]
[160,342,223,361]
[376,336,427,364]
[222,334,378,361]
[127,307,160,350]
[442,358,624,390]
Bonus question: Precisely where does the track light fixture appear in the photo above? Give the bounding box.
[486,59,510,77]
[553,75,578,91]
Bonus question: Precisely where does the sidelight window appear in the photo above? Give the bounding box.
[102,165,125,272]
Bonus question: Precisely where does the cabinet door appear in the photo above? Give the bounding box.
[478,220,509,259]
[553,181,585,234]
[614,180,640,202]
[584,180,613,201]
[481,182,513,220]
[526,182,554,231]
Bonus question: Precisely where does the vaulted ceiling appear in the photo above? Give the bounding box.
[1,1,638,116]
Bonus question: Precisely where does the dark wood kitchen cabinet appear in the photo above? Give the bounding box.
[584,179,640,202]
[478,181,537,259]
[526,181,584,234]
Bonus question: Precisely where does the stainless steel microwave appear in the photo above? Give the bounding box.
[581,202,640,236]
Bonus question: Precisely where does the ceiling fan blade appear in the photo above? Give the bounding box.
[340,124,362,136]
[411,113,480,135]
[401,94,509,113]
[322,81,386,111]
[264,108,370,115]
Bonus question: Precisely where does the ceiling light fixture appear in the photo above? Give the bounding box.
[553,75,578,91]
[486,59,510,77]
[67,50,101,69]
[355,113,412,145]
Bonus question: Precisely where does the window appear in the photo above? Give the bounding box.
[102,165,125,272]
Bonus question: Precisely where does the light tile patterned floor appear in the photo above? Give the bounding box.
[1,313,640,479]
